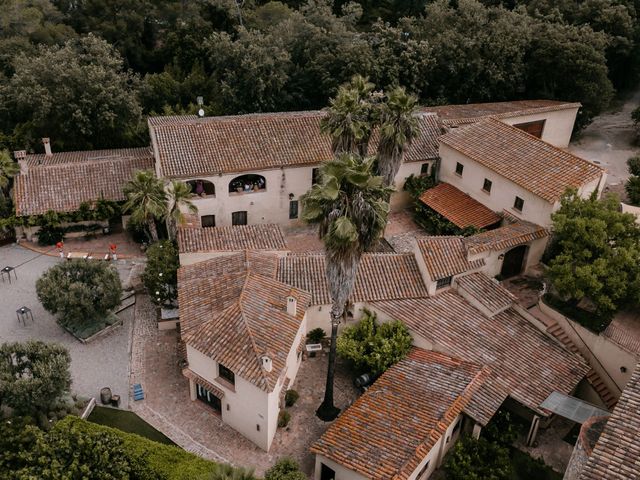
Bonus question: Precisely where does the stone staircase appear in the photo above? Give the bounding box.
[545,320,618,410]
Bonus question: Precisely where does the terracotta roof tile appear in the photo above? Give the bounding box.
[416,236,484,281]
[371,291,590,425]
[177,225,287,253]
[579,363,640,480]
[455,272,515,316]
[179,252,311,392]
[150,111,440,178]
[424,100,581,127]
[23,147,152,166]
[418,183,502,229]
[311,349,490,480]
[464,219,548,255]
[277,253,429,305]
[14,149,154,216]
[439,118,604,202]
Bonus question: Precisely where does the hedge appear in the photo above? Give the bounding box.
[59,416,224,480]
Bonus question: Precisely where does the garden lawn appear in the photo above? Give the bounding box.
[88,406,174,445]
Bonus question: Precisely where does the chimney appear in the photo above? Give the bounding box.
[14,151,27,175]
[42,138,52,157]
[286,295,297,316]
[261,355,273,373]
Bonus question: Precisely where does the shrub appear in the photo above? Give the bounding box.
[337,309,412,375]
[36,260,123,336]
[306,327,326,344]
[277,410,291,428]
[264,458,306,480]
[483,410,520,446]
[628,156,640,177]
[143,240,179,306]
[37,210,64,245]
[444,436,512,480]
[626,174,640,206]
[284,389,299,407]
[127,215,150,243]
[403,173,436,199]
[0,341,71,420]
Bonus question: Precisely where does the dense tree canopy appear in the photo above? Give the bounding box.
[548,190,640,314]
[0,341,71,418]
[0,0,638,152]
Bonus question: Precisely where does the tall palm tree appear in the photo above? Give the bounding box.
[123,170,167,242]
[320,75,378,157]
[301,153,392,421]
[166,180,198,240]
[376,87,420,187]
[0,149,20,198]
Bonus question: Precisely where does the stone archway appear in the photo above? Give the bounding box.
[500,245,528,278]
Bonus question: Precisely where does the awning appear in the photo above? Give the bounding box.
[419,183,501,229]
[540,391,610,424]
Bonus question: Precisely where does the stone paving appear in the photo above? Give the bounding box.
[130,294,359,476]
[0,243,137,407]
[19,231,146,260]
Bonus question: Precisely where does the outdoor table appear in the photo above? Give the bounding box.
[66,252,90,260]
[1,266,16,284]
[16,306,34,325]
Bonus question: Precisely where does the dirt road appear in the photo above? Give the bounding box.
[569,89,640,197]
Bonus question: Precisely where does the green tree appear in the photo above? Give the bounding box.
[337,309,412,375]
[123,170,168,242]
[320,75,379,157]
[626,176,640,205]
[0,341,71,418]
[0,149,19,197]
[167,180,198,241]
[548,189,640,314]
[264,458,306,480]
[526,21,614,129]
[376,86,419,187]
[628,156,640,177]
[444,436,513,480]
[1,34,142,150]
[142,240,179,307]
[301,153,391,420]
[36,260,123,331]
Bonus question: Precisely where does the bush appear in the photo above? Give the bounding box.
[306,328,326,344]
[127,215,150,244]
[37,210,64,245]
[0,341,71,420]
[0,416,240,480]
[143,240,179,306]
[337,309,412,375]
[628,156,640,177]
[277,410,291,428]
[403,173,436,199]
[626,174,640,206]
[264,458,306,480]
[444,436,512,480]
[284,389,299,407]
[36,260,123,337]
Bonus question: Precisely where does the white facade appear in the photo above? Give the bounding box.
[500,106,579,148]
[439,145,605,228]
[185,314,307,451]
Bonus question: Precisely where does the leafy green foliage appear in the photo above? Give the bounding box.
[264,458,306,480]
[633,107,640,139]
[284,389,299,407]
[36,259,123,333]
[0,341,71,418]
[123,170,168,242]
[548,189,640,314]
[36,210,65,245]
[1,35,143,151]
[277,410,291,428]
[483,410,520,446]
[337,309,412,375]
[142,240,179,307]
[306,327,326,344]
[444,436,512,480]
[626,176,640,206]
[0,415,242,480]
[0,149,19,194]
[628,157,640,177]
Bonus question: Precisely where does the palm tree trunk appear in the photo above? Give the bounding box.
[148,219,159,242]
[316,310,342,421]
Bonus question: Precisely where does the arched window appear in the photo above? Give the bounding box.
[229,174,266,194]
[186,179,215,197]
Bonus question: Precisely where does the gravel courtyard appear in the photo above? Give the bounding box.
[0,244,136,407]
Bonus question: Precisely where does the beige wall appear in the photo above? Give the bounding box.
[500,107,579,148]
[185,315,307,451]
[439,144,555,227]
[538,301,635,395]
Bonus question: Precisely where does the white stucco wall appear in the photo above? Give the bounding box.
[500,106,579,148]
[439,144,556,227]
